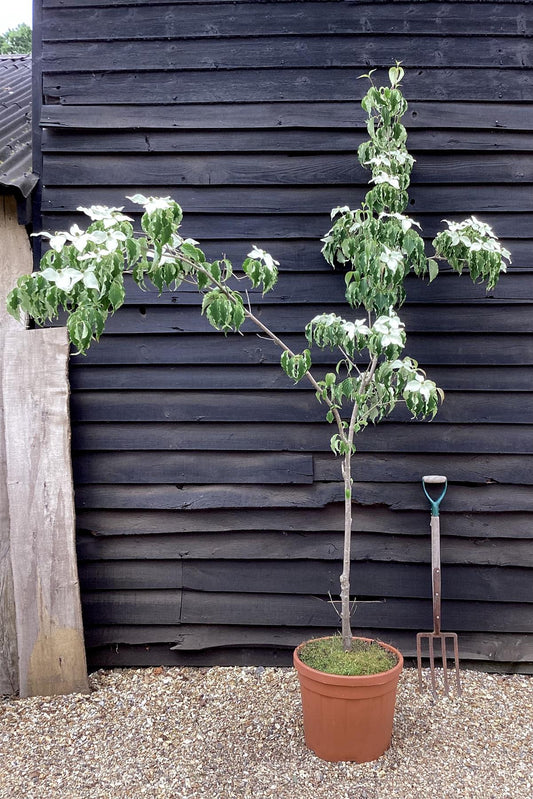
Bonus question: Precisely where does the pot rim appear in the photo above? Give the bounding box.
[293,635,404,686]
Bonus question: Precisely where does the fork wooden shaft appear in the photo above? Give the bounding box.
[431,516,442,635]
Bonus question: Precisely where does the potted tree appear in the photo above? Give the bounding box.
[7,66,509,762]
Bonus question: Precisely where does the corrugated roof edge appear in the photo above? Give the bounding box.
[0,54,38,217]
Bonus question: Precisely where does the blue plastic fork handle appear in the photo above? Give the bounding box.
[422,477,448,517]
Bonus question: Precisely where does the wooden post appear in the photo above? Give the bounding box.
[0,349,18,695]
[1,196,88,697]
[0,195,30,695]
[2,326,89,696]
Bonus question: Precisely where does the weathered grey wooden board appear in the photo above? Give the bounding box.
[43,184,533,217]
[60,271,532,307]
[76,528,533,562]
[40,101,533,131]
[42,152,533,186]
[77,558,533,602]
[184,594,533,632]
[70,389,533,424]
[68,364,533,392]
[43,2,533,40]
[68,238,533,275]
[41,212,533,241]
[74,481,533,513]
[73,451,313,485]
[84,644,533,672]
[169,628,533,663]
[41,68,533,105]
[79,590,533,632]
[75,504,533,539]
[70,422,533,455]
[60,237,529,271]
[71,451,533,487]
[2,328,88,697]
[62,303,533,336]
[42,35,532,71]
[82,625,533,666]
[313,453,533,486]
[86,644,297,670]
[68,333,533,367]
[41,0,529,10]
[40,129,533,155]
[110,273,533,307]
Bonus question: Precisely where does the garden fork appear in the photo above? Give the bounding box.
[416,475,462,697]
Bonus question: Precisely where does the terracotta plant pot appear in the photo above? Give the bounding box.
[293,637,404,763]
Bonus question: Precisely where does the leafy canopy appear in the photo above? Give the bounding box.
[0,23,31,54]
[7,65,510,461]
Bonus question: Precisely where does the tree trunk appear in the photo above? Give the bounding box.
[340,451,353,651]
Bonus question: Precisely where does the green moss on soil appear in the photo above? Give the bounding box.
[298,637,397,677]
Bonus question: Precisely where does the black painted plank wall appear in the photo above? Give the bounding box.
[36,0,533,671]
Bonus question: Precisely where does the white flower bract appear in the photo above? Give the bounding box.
[330,205,351,219]
[441,216,511,264]
[370,172,401,190]
[341,319,371,340]
[379,246,404,274]
[247,246,280,271]
[379,211,421,234]
[77,205,133,227]
[127,194,174,213]
[372,312,405,348]
[404,374,435,402]
[39,267,84,292]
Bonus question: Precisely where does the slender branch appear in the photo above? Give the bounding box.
[245,302,349,438]
[174,258,351,437]
[347,353,379,448]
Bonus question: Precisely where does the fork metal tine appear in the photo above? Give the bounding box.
[416,631,462,697]
[441,635,450,695]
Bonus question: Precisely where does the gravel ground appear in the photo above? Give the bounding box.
[0,666,531,799]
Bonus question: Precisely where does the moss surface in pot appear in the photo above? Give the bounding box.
[299,637,398,677]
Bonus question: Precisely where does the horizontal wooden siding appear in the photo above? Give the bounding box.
[37,0,533,670]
